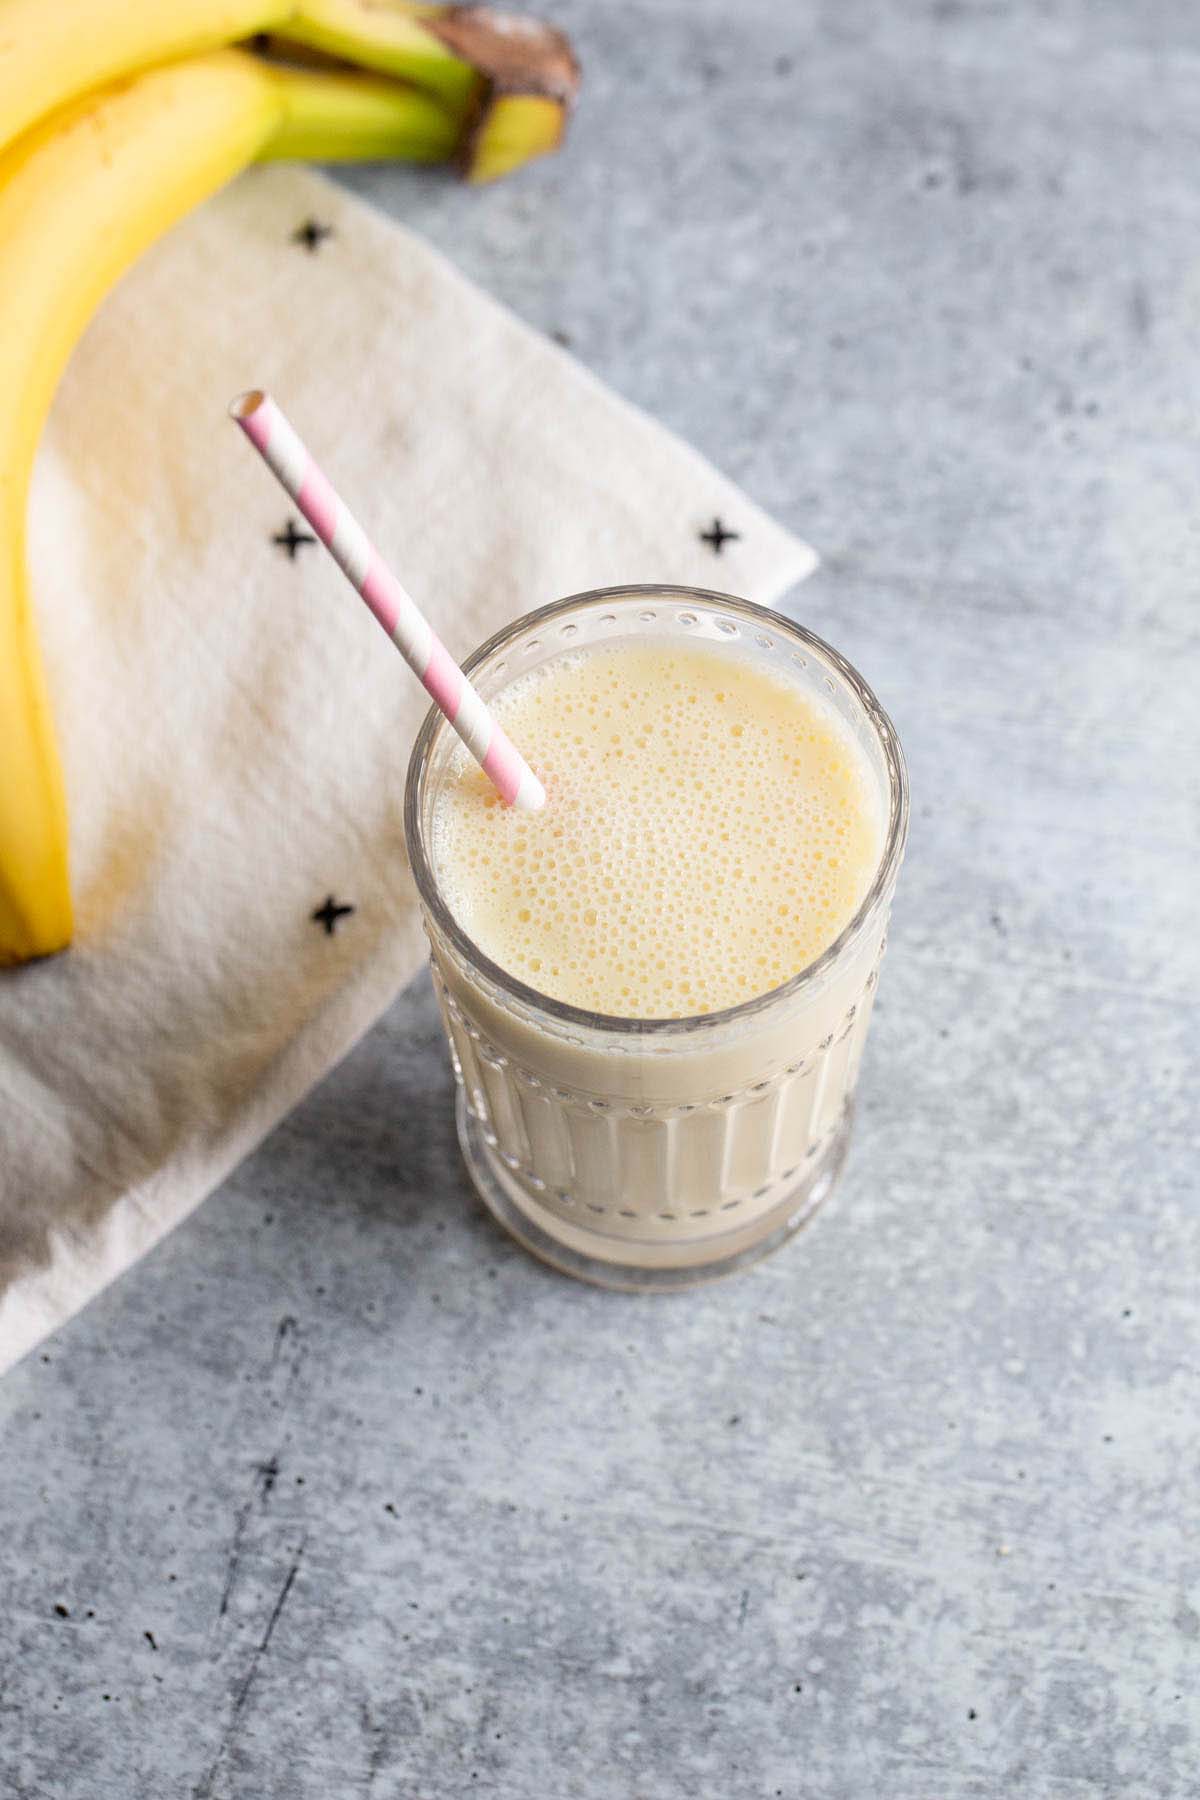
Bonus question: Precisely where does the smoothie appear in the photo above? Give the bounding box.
[406,589,906,1287]
[431,641,884,1017]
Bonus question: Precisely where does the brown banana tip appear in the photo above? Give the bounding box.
[428,6,581,104]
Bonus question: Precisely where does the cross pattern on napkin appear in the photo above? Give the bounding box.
[311,896,355,935]
[273,518,317,559]
[293,218,334,252]
[700,517,741,554]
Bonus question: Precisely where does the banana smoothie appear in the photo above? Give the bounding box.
[432,642,882,1016]
[405,588,907,1287]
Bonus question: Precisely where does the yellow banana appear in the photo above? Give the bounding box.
[0,0,578,963]
[0,50,467,962]
[0,0,580,179]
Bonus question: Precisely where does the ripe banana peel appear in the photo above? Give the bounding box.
[1,55,274,962]
[0,43,565,962]
[0,0,581,180]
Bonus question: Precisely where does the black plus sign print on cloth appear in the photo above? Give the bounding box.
[293,218,334,252]
[312,896,355,935]
[700,517,742,554]
[273,518,317,559]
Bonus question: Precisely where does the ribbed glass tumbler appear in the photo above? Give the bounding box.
[404,586,908,1289]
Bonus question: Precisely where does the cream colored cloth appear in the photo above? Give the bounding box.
[0,164,815,1375]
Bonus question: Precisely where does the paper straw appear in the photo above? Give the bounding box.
[230,390,545,812]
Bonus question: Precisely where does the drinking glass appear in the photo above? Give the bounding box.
[404,585,908,1289]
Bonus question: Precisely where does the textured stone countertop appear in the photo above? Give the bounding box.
[2,3,1197,1795]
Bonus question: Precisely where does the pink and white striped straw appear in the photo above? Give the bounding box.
[230,390,545,812]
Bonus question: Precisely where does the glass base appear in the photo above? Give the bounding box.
[456,1091,852,1292]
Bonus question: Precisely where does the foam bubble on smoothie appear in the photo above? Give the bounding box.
[430,641,884,1018]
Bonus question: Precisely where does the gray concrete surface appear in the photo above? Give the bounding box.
[2,2,1198,1794]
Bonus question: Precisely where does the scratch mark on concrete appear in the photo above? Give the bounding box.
[269,1315,299,1370]
[217,1499,253,1620]
[258,1541,304,1656]
[266,1315,306,1411]
[195,1539,306,1800]
[256,1454,280,1504]
[217,1448,285,1622]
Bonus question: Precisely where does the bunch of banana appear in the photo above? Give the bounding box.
[0,4,580,965]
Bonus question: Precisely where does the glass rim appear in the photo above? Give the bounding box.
[404,584,909,1039]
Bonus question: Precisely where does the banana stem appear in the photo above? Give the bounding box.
[278,0,581,179]
[263,63,464,162]
[279,0,482,111]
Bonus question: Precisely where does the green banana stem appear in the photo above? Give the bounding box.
[273,3,581,181]
[263,61,464,162]
[278,0,482,111]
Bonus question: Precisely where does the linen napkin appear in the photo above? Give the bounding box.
[0,164,815,1375]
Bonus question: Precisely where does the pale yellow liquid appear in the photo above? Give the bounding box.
[432,642,883,1017]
